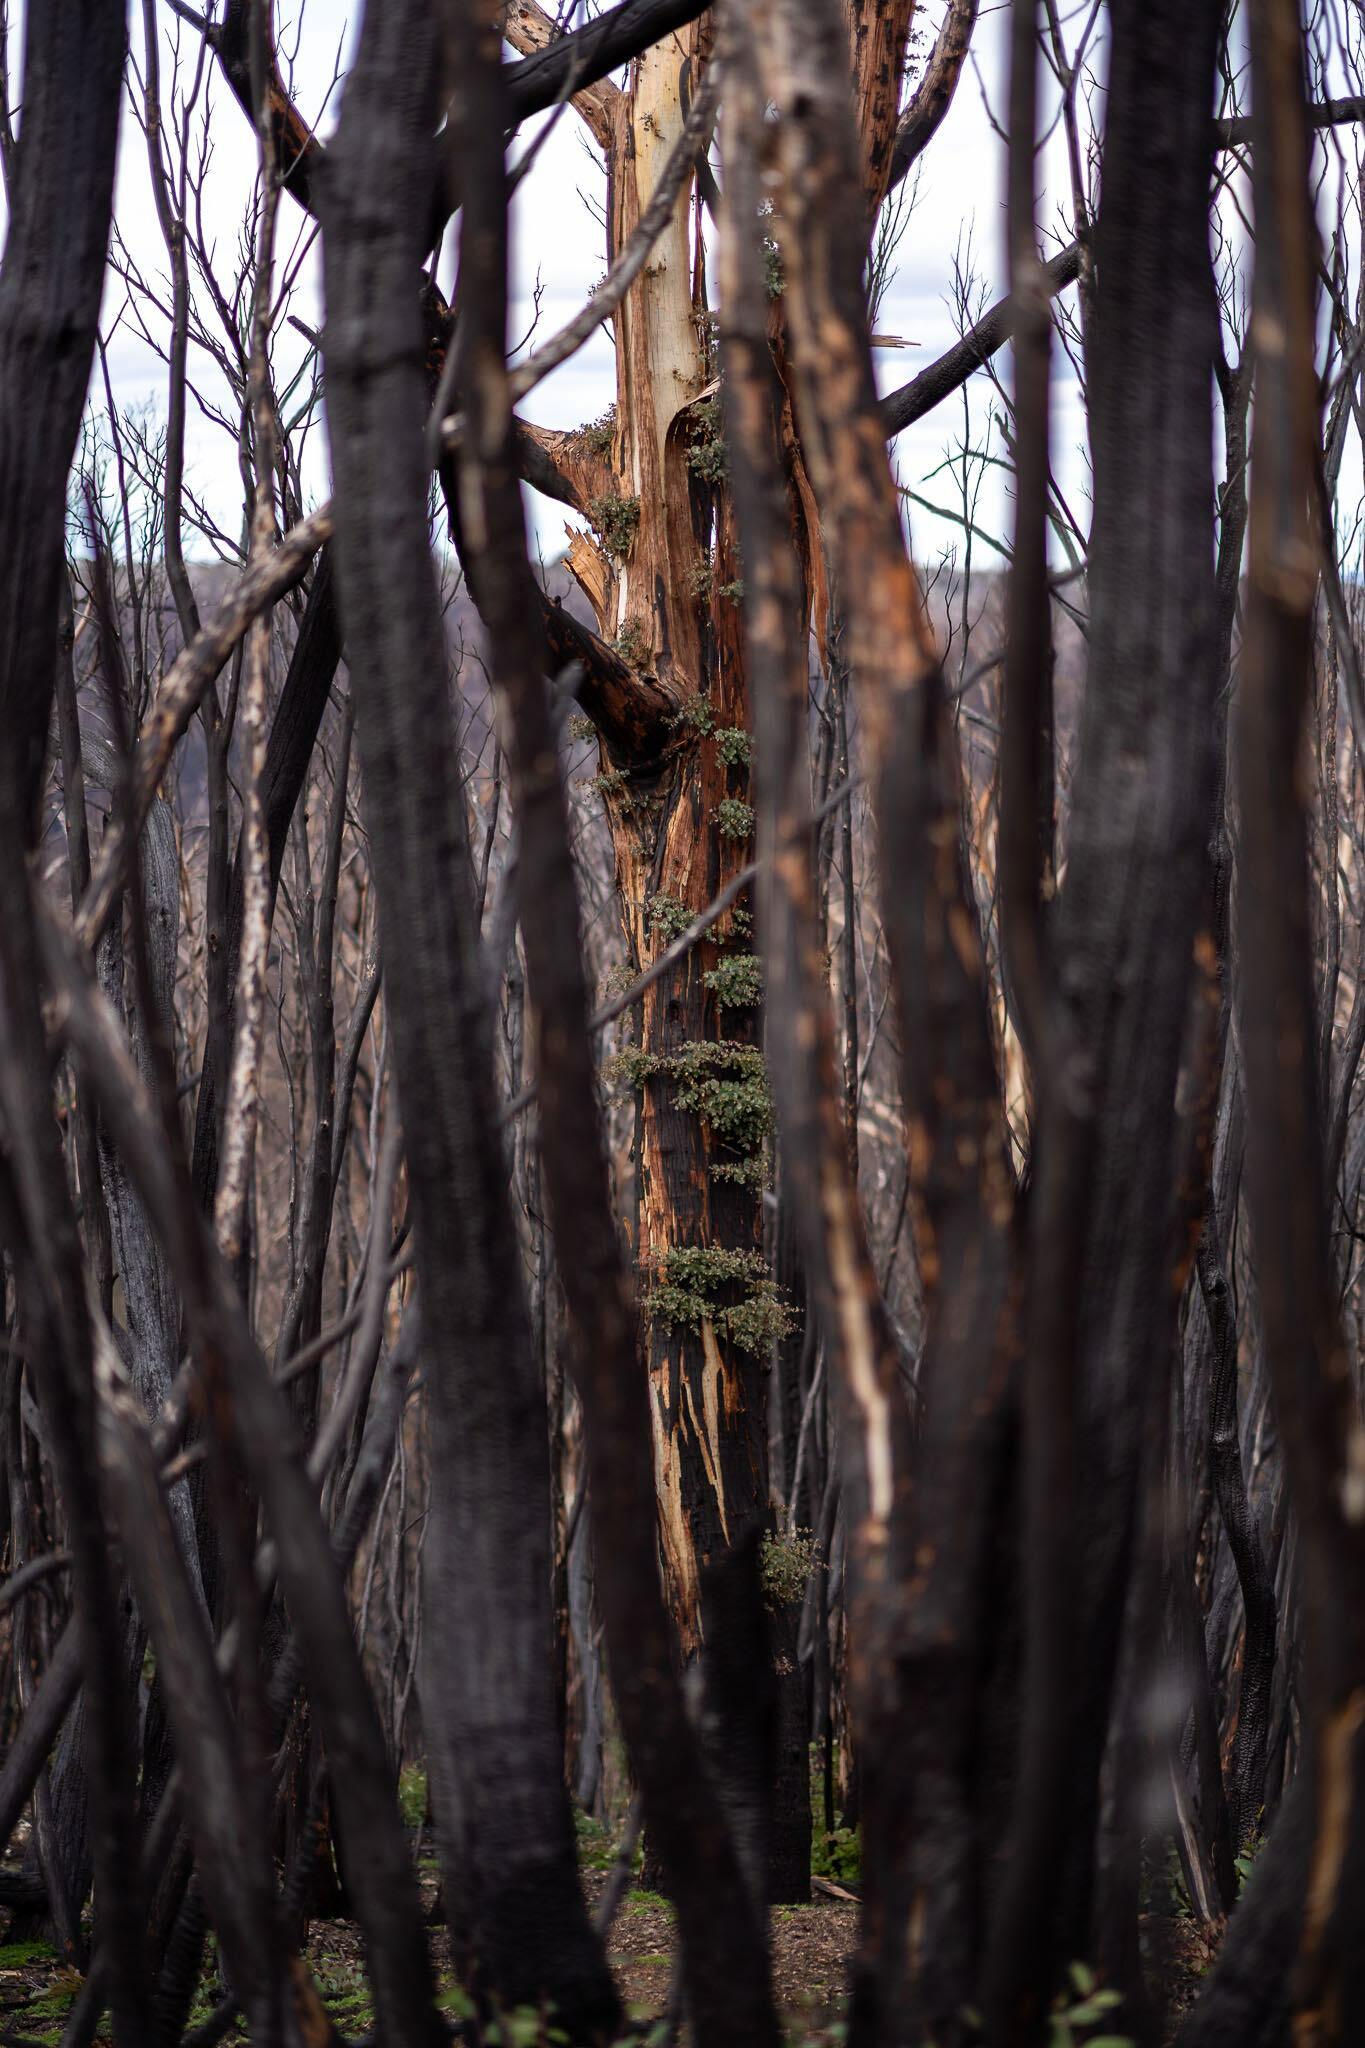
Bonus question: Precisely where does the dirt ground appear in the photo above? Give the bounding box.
[0,1836,858,2046]
[0,1830,1218,2045]
[581,1869,856,2041]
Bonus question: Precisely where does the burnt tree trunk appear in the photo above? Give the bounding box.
[321,1,620,2032]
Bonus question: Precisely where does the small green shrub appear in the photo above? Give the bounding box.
[612,616,652,668]
[704,953,763,1009]
[761,1526,822,1608]
[611,1039,775,1150]
[397,1764,427,1828]
[671,692,715,736]
[581,407,616,457]
[1048,1962,1132,2048]
[710,1153,768,1188]
[646,892,693,943]
[811,1822,861,1887]
[715,797,754,841]
[715,725,753,769]
[588,491,641,561]
[645,1244,795,1355]
[687,395,728,485]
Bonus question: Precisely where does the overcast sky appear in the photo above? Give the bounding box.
[10,3,1104,574]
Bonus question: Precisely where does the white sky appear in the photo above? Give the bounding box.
[0,0,1222,586]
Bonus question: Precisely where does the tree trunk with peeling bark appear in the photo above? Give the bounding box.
[506,0,919,1904]
[505,12,810,1894]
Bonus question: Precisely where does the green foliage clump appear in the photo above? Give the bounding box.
[589,491,641,561]
[715,724,754,769]
[764,235,785,300]
[715,797,754,842]
[697,308,722,375]
[611,1039,774,1148]
[566,712,598,744]
[704,953,763,1010]
[681,1070,773,1149]
[725,1289,797,1352]
[593,767,629,801]
[672,1040,773,1149]
[671,691,715,736]
[581,407,617,457]
[646,892,693,943]
[612,615,652,668]
[397,1764,427,1828]
[721,904,753,941]
[574,1810,617,1872]
[314,1958,374,2029]
[717,577,745,603]
[687,395,728,485]
[710,1153,768,1188]
[646,1244,795,1355]
[481,2006,572,2046]
[812,1821,862,1888]
[1048,1962,1131,2047]
[761,1526,822,1609]
[600,961,638,1000]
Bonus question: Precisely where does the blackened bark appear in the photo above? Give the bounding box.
[1234,0,1365,2030]
[0,5,123,824]
[214,0,710,241]
[0,9,146,2039]
[41,910,446,2048]
[438,7,783,2037]
[887,0,979,190]
[1196,1234,1277,1848]
[1178,1775,1311,2048]
[879,242,1081,438]
[321,3,618,2033]
[746,7,1017,2041]
[985,0,1222,2025]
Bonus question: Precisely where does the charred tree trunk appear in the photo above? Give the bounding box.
[985,0,1223,2025]
[321,3,619,2032]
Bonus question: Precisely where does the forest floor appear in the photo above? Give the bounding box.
[0,1813,857,2046]
[0,1805,1220,2045]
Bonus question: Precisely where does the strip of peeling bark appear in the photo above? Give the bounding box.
[842,0,917,216]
